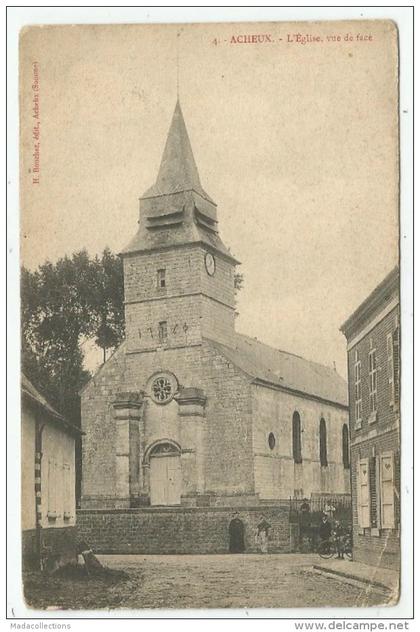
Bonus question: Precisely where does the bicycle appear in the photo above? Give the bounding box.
[317,533,352,560]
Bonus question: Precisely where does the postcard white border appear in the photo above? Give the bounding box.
[5,4,414,624]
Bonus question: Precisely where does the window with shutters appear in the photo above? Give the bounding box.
[380,452,395,528]
[47,458,57,519]
[392,326,400,411]
[387,333,395,405]
[319,417,328,467]
[358,458,370,528]
[368,340,377,420]
[63,463,72,519]
[354,350,362,429]
[292,411,302,464]
[394,451,400,527]
[369,456,378,528]
[342,424,350,469]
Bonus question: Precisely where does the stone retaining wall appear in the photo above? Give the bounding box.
[77,505,291,555]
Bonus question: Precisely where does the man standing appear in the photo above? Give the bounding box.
[333,519,345,559]
[256,515,271,553]
[318,513,332,554]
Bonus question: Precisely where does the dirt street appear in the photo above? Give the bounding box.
[23,553,392,611]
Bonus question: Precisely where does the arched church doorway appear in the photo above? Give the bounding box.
[149,442,181,506]
[229,517,245,553]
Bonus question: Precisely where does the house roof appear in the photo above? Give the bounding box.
[206,332,348,408]
[340,265,399,340]
[142,100,215,204]
[21,374,83,436]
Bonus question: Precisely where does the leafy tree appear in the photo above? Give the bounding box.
[89,248,125,363]
[22,252,243,415]
[21,249,125,424]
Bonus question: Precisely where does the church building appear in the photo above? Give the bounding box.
[78,102,350,554]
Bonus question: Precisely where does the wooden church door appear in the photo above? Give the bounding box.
[149,444,181,506]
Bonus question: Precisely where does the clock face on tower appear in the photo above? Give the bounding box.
[204,252,216,276]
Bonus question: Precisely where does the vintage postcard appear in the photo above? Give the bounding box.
[16,17,404,612]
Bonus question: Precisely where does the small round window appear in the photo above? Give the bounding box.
[268,432,276,450]
[152,376,173,403]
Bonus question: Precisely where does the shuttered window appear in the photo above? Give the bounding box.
[369,457,378,528]
[47,458,57,518]
[394,451,400,527]
[368,342,378,414]
[354,350,362,428]
[358,458,370,528]
[393,326,400,408]
[380,452,395,528]
[387,333,394,405]
[63,463,72,519]
[342,424,350,469]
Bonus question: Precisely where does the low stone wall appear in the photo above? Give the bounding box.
[76,505,292,554]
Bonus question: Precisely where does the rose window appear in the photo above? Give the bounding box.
[152,376,173,403]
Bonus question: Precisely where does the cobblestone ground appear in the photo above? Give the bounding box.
[24,554,392,611]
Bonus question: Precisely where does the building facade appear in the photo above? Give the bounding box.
[79,102,350,554]
[341,266,400,570]
[21,375,80,570]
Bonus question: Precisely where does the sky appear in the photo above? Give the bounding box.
[20,21,399,378]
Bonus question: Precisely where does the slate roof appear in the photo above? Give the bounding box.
[21,374,83,435]
[341,265,399,340]
[142,100,215,204]
[206,332,348,408]
[121,99,239,263]
[121,202,237,259]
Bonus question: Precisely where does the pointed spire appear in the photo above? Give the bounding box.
[143,100,215,204]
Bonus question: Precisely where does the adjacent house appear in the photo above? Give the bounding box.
[341,266,400,570]
[21,375,81,570]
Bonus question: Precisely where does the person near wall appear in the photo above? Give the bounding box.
[256,515,271,553]
[332,519,345,559]
[324,503,336,520]
[299,499,312,550]
[318,513,332,554]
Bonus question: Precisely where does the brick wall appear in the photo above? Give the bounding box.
[350,430,400,570]
[347,305,399,440]
[76,505,291,554]
[346,300,400,571]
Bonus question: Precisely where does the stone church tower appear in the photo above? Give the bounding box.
[122,99,238,357]
[79,101,349,553]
